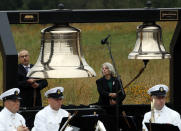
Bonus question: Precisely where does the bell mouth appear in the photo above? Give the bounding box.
[27,66,96,78]
[128,52,171,59]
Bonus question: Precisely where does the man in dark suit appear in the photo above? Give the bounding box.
[18,49,48,107]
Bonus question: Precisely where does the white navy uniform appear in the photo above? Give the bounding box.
[32,105,69,131]
[142,105,181,131]
[0,107,26,131]
[32,87,74,131]
[142,84,181,131]
[0,88,27,131]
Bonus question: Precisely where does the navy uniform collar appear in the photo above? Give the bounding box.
[3,107,16,116]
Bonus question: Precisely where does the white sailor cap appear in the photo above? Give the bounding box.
[148,84,169,96]
[45,87,64,99]
[0,88,21,101]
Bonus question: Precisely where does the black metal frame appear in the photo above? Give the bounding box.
[0,12,18,92]
[0,8,181,108]
[5,8,181,24]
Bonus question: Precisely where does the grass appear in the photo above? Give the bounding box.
[0,22,176,106]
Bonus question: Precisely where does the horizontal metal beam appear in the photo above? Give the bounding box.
[1,8,181,24]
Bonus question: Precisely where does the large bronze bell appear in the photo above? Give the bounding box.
[128,22,171,59]
[27,24,96,78]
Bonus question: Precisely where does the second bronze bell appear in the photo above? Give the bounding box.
[128,22,171,59]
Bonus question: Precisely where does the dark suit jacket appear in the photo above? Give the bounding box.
[96,76,125,106]
[18,64,48,107]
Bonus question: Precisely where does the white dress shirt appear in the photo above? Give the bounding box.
[142,105,181,131]
[32,105,73,131]
[0,107,26,131]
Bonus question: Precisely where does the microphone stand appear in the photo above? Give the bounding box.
[102,34,149,131]
[102,36,126,102]
[102,36,126,131]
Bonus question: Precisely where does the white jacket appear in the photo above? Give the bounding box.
[142,105,181,131]
[32,105,71,131]
[0,107,26,131]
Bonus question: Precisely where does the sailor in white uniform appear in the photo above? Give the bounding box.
[32,87,73,131]
[142,84,181,131]
[0,88,29,131]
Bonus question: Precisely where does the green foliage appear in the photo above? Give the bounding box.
[151,0,177,8]
[0,0,23,10]
[21,0,60,10]
[0,0,181,10]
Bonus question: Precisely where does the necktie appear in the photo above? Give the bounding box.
[25,67,29,73]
